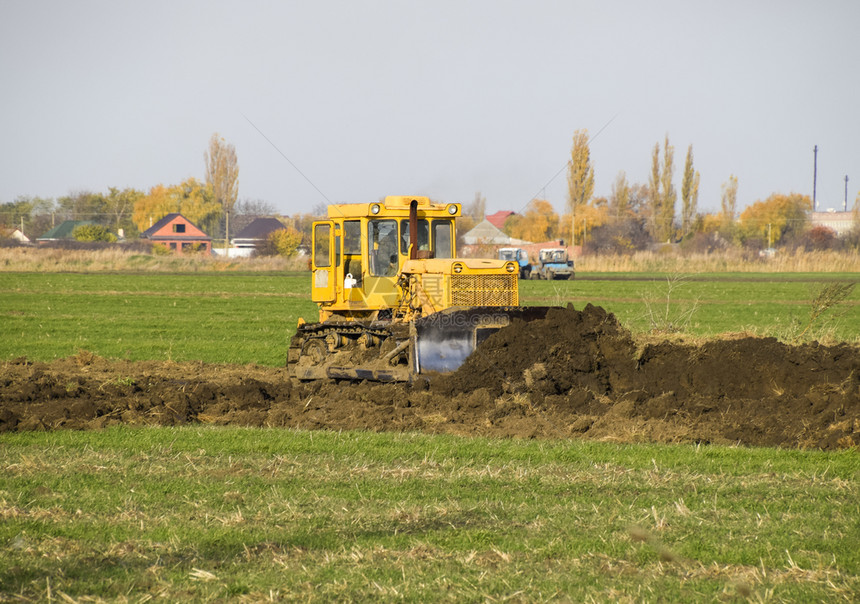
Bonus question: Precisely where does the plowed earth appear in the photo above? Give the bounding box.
[2,305,858,450]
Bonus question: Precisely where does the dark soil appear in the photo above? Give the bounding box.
[2,304,858,450]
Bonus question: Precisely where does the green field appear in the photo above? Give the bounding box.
[2,427,858,601]
[1,271,860,601]
[1,272,858,364]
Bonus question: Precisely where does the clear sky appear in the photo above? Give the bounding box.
[1,0,857,216]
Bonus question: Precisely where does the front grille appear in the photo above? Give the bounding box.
[451,273,517,306]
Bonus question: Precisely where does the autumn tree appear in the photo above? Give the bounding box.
[645,136,678,242]
[204,133,239,239]
[267,227,304,257]
[657,136,676,242]
[505,199,558,243]
[609,171,631,219]
[647,142,661,238]
[566,129,594,245]
[720,175,739,228]
[561,202,609,247]
[132,178,221,233]
[738,192,811,247]
[680,145,700,237]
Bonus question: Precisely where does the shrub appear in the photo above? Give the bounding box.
[265,228,303,257]
[73,224,117,243]
[796,225,838,251]
[582,217,650,255]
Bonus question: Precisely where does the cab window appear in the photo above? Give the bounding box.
[368,219,398,276]
[433,220,453,259]
[343,220,361,254]
[313,223,331,267]
[399,219,429,255]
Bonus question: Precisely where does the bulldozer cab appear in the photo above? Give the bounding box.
[309,197,459,317]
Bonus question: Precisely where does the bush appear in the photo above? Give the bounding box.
[679,231,729,255]
[263,228,303,257]
[582,217,650,255]
[73,224,117,243]
[796,225,838,251]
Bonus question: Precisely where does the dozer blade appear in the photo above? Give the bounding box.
[326,366,410,382]
[413,306,551,374]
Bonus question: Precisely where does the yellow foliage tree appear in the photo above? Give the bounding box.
[680,145,699,236]
[132,178,221,232]
[699,213,723,234]
[560,202,609,245]
[505,199,558,243]
[738,193,812,245]
[566,129,594,245]
[268,227,304,257]
[610,171,631,219]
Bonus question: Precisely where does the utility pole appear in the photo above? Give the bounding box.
[812,145,818,211]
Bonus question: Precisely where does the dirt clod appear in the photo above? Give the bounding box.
[2,304,858,450]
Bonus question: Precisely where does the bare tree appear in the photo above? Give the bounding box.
[721,175,738,227]
[465,192,486,222]
[204,133,239,239]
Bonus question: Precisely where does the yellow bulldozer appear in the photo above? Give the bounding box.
[288,196,550,381]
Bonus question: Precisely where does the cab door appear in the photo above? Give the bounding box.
[311,221,336,302]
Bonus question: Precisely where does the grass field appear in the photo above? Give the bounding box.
[2,270,859,601]
[1,271,858,365]
[2,427,858,602]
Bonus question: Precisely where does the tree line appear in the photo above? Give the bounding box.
[459,129,859,254]
[0,134,301,247]
[3,130,859,255]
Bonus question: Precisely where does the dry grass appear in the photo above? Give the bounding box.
[576,249,860,273]
[0,246,309,272]
[3,246,858,274]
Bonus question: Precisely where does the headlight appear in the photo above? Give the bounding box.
[453,263,463,274]
[447,204,459,215]
[370,203,381,215]
[506,262,516,273]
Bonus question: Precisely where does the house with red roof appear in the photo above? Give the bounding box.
[485,210,515,230]
[140,213,211,254]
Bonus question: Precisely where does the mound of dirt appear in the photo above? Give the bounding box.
[2,304,858,450]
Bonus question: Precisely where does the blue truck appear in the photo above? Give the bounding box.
[497,247,532,279]
[531,247,575,280]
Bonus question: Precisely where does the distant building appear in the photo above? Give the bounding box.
[140,213,211,254]
[231,217,286,250]
[810,210,856,237]
[0,227,30,243]
[486,210,515,230]
[36,220,93,243]
[462,219,529,246]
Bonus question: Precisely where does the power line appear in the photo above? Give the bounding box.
[519,112,621,214]
[241,113,331,204]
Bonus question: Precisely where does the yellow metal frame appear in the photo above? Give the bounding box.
[310,196,519,323]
